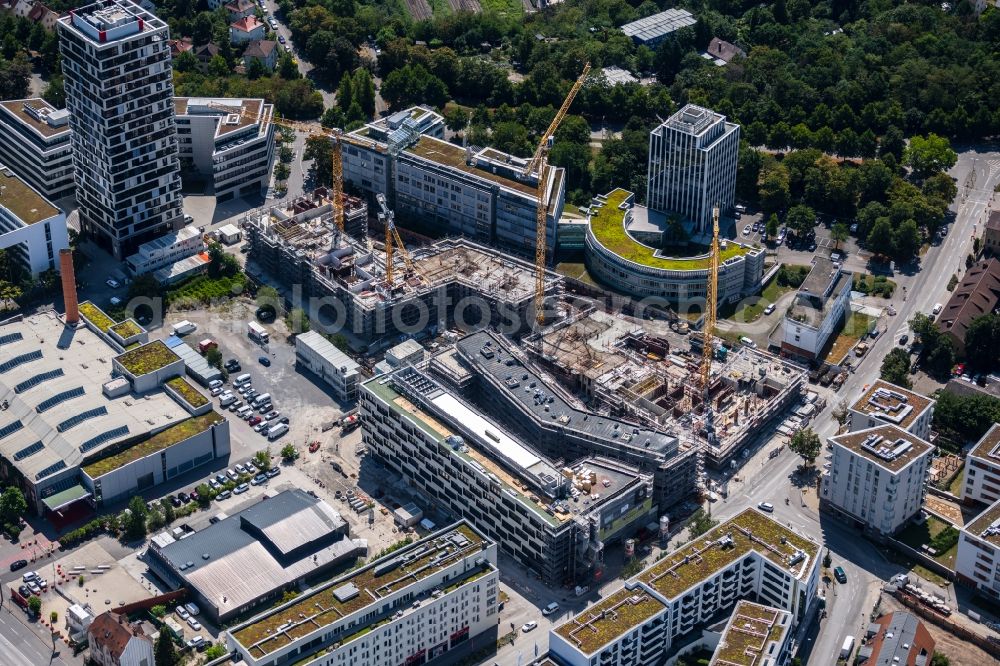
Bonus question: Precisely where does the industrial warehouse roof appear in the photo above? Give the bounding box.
[588,189,751,271]
[0,166,60,225]
[163,336,222,385]
[153,489,362,618]
[620,8,695,43]
[0,311,190,485]
[296,330,360,374]
[829,425,931,473]
[636,508,818,600]
[850,380,934,431]
[230,521,490,659]
[455,331,680,456]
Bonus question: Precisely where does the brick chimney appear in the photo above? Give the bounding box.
[59,248,79,325]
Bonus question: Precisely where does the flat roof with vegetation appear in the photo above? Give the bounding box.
[589,188,749,271]
[711,601,789,666]
[554,587,666,655]
[110,319,143,339]
[82,411,224,478]
[79,301,116,333]
[114,340,180,376]
[0,167,58,225]
[166,376,209,408]
[233,523,485,658]
[636,508,818,600]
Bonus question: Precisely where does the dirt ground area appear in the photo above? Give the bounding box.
[880,595,1000,665]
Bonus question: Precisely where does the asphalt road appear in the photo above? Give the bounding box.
[0,605,80,666]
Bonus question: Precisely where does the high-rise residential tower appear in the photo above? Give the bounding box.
[647,104,739,233]
[58,0,183,258]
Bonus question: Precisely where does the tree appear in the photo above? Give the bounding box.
[162,500,175,524]
[893,219,922,262]
[281,443,298,461]
[27,595,41,616]
[208,54,230,78]
[246,57,268,80]
[274,163,290,182]
[904,134,958,179]
[444,106,469,135]
[910,313,955,379]
[765,214,779,240]
[823,550,832,568]
[832,399,849,427]
[155,628,179,666]
[204,644,227,659]
[254,449,271,471]
[50,610,58,624]
[880,348,912,388]
[195,483,212,508]
[150,605,166,618]
[353,69,376,118]
[785,204,816,237]
[687,509,717,538]
[866,218,895,257]
[207,242,238,278]
[930,652,949,666]
[0,486,27,525]
[831,223,849,250]
[336,74,354,112]
[278,53,299,80]
[304,134,334,188]
[285,307,309,334]
[789,428,821,468]
[123,496,147,540]
[205,347,223,369]
[965,314,1000,373]
[42,76,64,108]
[934,391,1000,444]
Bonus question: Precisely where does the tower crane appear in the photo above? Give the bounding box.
[376,193,423,286]
[701,203,721,439]
[210,103,346,234]
[523,62,591,325]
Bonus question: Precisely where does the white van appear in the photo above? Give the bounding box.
[236,406,253,419]
[233,373,252,386]
[252,393,271,407]
[267,423,289,440]
[739,336,757,348]
[219,393,236,407]
[172,320,197,336]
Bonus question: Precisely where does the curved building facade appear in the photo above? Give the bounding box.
[584,189,764,306]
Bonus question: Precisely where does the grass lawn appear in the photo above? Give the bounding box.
[479,0,521,14]
[896,515,958,569]
[912,563,951,587]
[427,0,451,14]
[723,279,792,323]
[948,467,965,495]
[555,262,599,286]
[842,311,874,338]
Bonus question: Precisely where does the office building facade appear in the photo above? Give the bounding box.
[647,104,739,234]
[58,0,184,258]
[0,99,74,202]
[0,167,68,275]
[962,424,1000,506]
[956,498,1000,601]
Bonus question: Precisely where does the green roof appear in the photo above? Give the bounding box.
[554,587,665,655]
[114,340,180,376]
[166,376,209,408]
[233,523,484,658]
[79,302,116,333]
[82,411,224,478]
[711,601,789,666]
[41,484,90,511]
[588,189,750,270]
[636,508,818,600]
[110,319,143,339]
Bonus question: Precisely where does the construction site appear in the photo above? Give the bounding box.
[245,191,563,345]
[522,301,806,469]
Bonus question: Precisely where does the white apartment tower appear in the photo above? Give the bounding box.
[58,0,183,258]
[821,425,932,536]
[647,104,739,233]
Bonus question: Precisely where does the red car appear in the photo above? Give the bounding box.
[248,416,262,426]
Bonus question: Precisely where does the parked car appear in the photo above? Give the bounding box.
[245,462,257,474]
[267,466,281,478]
[251,474,268,486]
[742,224,751,236]
[257,403,273,414]
[899,334,909,346]
[278,35,286,44]
[235,464,247,475]
[209,379,223,389]
[234,483,250,495]
[189,490,199,502]
[254,422,268,433]
[186,636,204,649]
[757,501,774,513]
[184,603,200,616]
[225,359,241,372]
[259,356,271,366]
[215,473,227,485]
[9,559,27,572]
[27,581,40,594]
[187,617,202,631]
[209,479,221,490]
[17,584,30,598]
[542,602,560,616]
[277,416,289,425]
[216,489,232,500]
[227,468,239,480]
[177,492,190,504]
[175,606,190,620]
[521,621,538,633]
[106,278,120,288]
[248,415,262,426]
[763,304,776,315]
[834,566,847,583]
[210,387,223,397]
[170,495,182,508]
[264,410,279,421]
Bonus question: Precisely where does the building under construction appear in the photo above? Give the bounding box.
[245,196,563,344]
[428,330,701,512]
[522,309,807,468]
